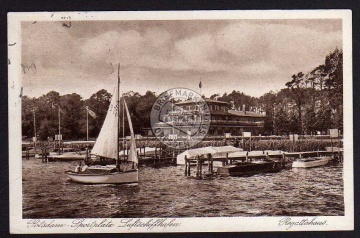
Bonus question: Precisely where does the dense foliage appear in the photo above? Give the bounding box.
[22,90,157,140]
[22,49,343,140]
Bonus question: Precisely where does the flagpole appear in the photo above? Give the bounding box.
[199,80,202,98]
[33,108,36,146]
[122,95,125,152]
[58,106,61,155]
[86,107,89,141]
[116,63,120,171]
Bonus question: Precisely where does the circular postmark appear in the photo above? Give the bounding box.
[150,88,211,149]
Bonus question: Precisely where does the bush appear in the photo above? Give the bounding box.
[248,139,341,152]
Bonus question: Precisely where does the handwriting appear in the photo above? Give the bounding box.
[71,219,114,230]
[62,16,71,28]
[8,42,16,46]
[118,218,181,230]
[24,218,182,231]
[278,217,327,230]
[27,219,66,228]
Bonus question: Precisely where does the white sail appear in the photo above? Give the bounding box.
[91,86,119,159]
[124,99,138,164]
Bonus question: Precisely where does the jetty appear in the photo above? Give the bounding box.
[183,149,343,179]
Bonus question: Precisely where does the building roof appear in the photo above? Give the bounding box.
[175,98,230,106]
[228,110,266,118]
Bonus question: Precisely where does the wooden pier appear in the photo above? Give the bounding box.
[184,150,343,179]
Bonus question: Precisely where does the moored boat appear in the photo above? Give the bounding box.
[47,151,86,161]
[292,157,330,168]
[217,159,283,177]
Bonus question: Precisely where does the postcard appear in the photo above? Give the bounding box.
[8,10,353,233]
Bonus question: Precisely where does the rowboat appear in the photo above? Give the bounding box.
[292,157,330,168]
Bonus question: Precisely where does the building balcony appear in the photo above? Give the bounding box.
[210,120,264,126]
[154,120,264,128]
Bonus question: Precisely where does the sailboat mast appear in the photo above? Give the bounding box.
[116,63,120,169]
[122,94,125,155]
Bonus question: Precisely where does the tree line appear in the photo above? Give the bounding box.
[22,89,157,141]
[22,48,342,140]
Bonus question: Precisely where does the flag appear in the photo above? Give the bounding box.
[199,81,202,88]
[86,106,97,118]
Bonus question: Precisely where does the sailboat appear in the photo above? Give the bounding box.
[65,65,138,184]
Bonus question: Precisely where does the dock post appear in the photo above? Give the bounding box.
[226,153,229,165]
[196,157,199,179]
[26,147,30,160]
[199,159,203,179]
[207,154,211,172]
[246,151,249,162]
[210,155,213,173]
[187,160,191,176]
[41,147,45,163]
[339,149,342,164]
[282,153,285,168]
[44,146,48,163]
[196,156,201,179]
[184,155,188,175]
[172,149,175,164]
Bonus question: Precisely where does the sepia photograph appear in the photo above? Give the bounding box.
[8,10,353,233]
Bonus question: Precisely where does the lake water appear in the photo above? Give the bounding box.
[22,158,344,218]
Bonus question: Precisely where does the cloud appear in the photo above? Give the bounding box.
[81,30,145,67]
[144,27,172,48]
[22,22,77,69]
[21,20,342,99]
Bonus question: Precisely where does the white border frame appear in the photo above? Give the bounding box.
[8,10,353,233]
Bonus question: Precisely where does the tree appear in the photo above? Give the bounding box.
[285,72,306,134]
[84,89,111,138]
[274,106,289,135]
[122,90,157,135]
[21,96,36,138]
[258,92,277,135]
[60,93,85,140]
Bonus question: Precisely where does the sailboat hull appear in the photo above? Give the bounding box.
[65,170,138,184]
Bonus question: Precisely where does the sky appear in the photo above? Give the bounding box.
[21,19,342,99]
